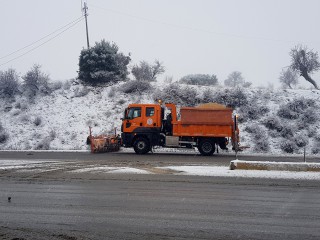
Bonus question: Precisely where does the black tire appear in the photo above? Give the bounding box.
[133,138,151,154]
[198,139,215,156]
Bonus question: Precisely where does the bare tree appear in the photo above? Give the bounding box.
[22,64,50,98]
[279,68,298,89]
[290,45,320,89]
[132,60,165,81]
[224,71,247,87]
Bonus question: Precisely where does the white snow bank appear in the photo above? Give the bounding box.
[230,159,320,172]
[158,166,320,180]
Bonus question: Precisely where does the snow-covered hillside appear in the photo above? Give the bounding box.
[0,79,320,155]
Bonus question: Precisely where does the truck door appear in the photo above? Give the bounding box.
[145,106,159,128]
[123,107,142,132]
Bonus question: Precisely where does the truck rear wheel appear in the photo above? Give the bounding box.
[198,139,215,156]
[133,138,151,154]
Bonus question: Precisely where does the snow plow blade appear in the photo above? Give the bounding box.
[88,128,121,153]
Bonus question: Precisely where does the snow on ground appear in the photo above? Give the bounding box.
[0,160,59,170]
[70,166,150,174]
[1,158,320,180]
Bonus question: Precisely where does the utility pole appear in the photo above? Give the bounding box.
[83,1,90,49]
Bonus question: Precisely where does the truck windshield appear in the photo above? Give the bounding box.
[127,107,141,119]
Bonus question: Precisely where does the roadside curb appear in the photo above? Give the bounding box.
[230,160,320,172]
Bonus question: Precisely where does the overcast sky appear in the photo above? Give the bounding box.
[1,0,320,88]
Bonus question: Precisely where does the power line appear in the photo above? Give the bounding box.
[0,16,84,61]
[90,4,310,45]
[0,17,84,67]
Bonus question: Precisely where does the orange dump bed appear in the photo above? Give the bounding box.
[173,104,235,137]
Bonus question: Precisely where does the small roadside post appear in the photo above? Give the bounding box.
[234,114,238,160]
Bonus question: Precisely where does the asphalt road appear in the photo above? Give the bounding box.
[1,150,319,165]
[1,151,320,240]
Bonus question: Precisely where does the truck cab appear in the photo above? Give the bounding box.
[121,104,164,154]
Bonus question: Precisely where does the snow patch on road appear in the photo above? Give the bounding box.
[70,166,151,174]
[0,160,59,170]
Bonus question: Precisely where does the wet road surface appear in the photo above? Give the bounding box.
[0,151,320,239]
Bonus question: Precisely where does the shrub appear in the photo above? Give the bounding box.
[15,102,28,111]
[212,87,248,108]
[201,89,214,103]
[49,130,57,141]
[117,99,126,105]
[288,98,315,112]
[314,134,320,142]
[307,127,316,138]
[153,84,199,106]
[0,68,20,98]
[277,97,316,120]
[50,81,63,91]
[280,139,296,153]
[132,60,165,81]
[20,114,30,123]
[269,130,281,138]
[22,64,51,98]
[78,39,131,85]
[15,102,21,109]
[70,132,77,140]
[300,108,318,124]
[294,134,309,148]
[277,106,299,119]
[296,109,318,130]
[244,124,264,140]
[263,116,283,131]
[34,117,42,126]
[239,103,269,122]
[0,123,9,144]
[35,137,51,150]
[63,80,72,90]
[254,138,270,152]
[179,74,218,86]
[244,124,269,152]
[105,111,112,118]
[108,86,116,98]
[12,109,21,116]
[121,80,152,94]
[0,131,9,144]
[74,86,90,97]
[280,125,294,138]
[311,142,320,154]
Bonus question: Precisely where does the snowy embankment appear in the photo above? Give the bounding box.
[0,79,320,156]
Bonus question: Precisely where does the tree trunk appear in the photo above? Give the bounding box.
[301,71,319,90]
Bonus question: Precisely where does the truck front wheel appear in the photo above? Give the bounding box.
[133,138,151,154]
[198,139,215,156]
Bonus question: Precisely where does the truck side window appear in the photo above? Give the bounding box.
[127,107,141,119]
[146,107,154,117]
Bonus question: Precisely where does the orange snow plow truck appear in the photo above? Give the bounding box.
[119,101,240,155]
